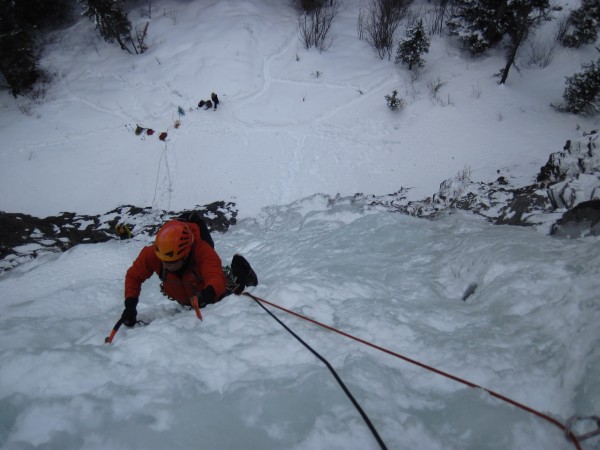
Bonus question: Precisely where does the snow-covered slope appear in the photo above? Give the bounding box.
[1,203,599,449]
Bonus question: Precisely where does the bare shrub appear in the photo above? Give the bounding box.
[438,94,454,107]
[426,76,447,101]
[429,0,451,36]
[358,4,366,39]
[18,102,34,116]
[403,75,420,101]
[298,0,340,51]
[457,165,472,181]
[359,0,412,60]
[426,77,454,106]
[135,22,150,54]
[163,8,176,25]
[29,85,48,102]
[409,69,420,84]
[527,39,555,68]
[554,15,570,44]
[140,1,153,19]
[295,0,326,12]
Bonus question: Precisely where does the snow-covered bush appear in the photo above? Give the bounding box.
[560,0,600,48]
[385,90,404,111]
[555,59,600,115]
[448,0,559,84]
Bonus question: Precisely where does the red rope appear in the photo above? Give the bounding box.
[242,292,581,449]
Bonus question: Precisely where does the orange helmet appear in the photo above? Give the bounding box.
[154,221,194,261]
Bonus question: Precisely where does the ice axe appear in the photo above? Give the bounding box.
[104,318,124,344]
[190,295,203,321]
[104,317,149,344]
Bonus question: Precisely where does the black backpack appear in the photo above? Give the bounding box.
[178,211,258,294]
[177,211,215,249]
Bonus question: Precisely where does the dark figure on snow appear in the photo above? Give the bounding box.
[211,92,219,110]
[198,100,206,108]
[120,219,257,327]
[204,100,212,110]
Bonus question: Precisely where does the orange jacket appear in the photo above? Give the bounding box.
[124,225,226,306]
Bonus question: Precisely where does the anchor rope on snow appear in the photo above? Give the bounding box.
[246,292,388,450]
[137,102,213,211]
[242,292,594,450]
[151,141,172,211]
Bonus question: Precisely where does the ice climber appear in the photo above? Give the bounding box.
[120,218,256,327]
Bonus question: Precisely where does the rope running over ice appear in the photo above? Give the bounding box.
[242,292,582,449]
[246,293,388,450]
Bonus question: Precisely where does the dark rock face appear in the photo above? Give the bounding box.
[363,176,558,230]
[354,131,600,237]
[0,202,237,273]
[550,199,600,237]
[537,131,600,237]
[0,211,114,266]
[537,132,600,210]
[538,132,599,185]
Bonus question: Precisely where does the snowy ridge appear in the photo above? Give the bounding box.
[0,198,598,449]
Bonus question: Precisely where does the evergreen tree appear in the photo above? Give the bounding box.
[0,0,72,96]
[498,0,558,84]
[448,0,559,84]
[385,90,404,111]
[395,19,430,70]
[556,58,600,115]
[81,0,135,53]
[447,0,506,55]
[0,1,42,96]
[13,0,73,30]
[561,0,600,48]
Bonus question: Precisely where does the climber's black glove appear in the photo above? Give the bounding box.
[121,297,138,327]
[197,286,217,308]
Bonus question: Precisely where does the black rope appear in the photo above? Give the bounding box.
[249,296,388,450]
